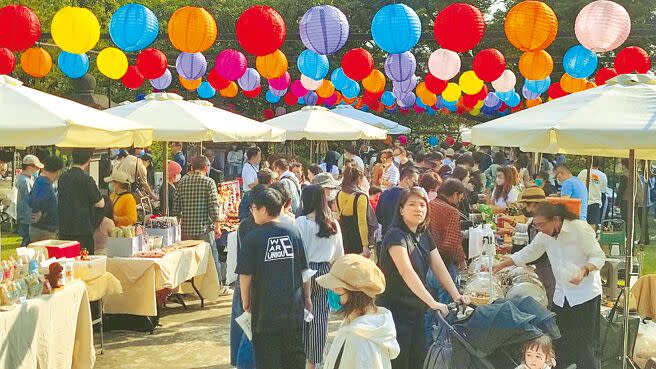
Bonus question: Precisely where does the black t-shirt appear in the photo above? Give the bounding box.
[378,225,436,312]
[235,221,308,333]
[398,159,415,174]
[58,167,103,236]
[375,187,404,236]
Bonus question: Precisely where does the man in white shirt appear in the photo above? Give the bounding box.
[343,147,365,171]
[226,145,243,180]
[379,149,399,189]
[577,158,608,230]
[493,202,605,369]
[241,146,261,192]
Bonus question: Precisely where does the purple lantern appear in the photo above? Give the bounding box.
[275,106,286,116]
[175,52,207,81]
[214,49,247,81]
[269,71,291,90]
[384,52,416,82]
[392,75,417,94]
[269,86,287,97]
[483,92,500,107]
[522,84,540,100]
[305,91,319,105]
[299,5,349,55]
[397,91,416,108]
[150,68,172,90]
[290,79,308,98]
[238,68,261,91]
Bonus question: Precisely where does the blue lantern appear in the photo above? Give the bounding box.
[563,45,598,79]
[136,93,146,101]
[57,52,89,79]
[525,77,551,94]
[197,82,216,99]
[426,107,436,116]
[381,91,396,106]
[415,96,427,108]
[297,49,329,81]
[443,99,457,107]
[331,67,353,91]
[341,80,360,99]
[447,104,457,112]
[298,97,306,105]
[305,91,319,105]
[360,105,370,112]
[266,90,281,103]
[371,4,421,54]
[496,90,514,103]
[109,4,159,52]
[507,92,521,108]
[427,136,439,146]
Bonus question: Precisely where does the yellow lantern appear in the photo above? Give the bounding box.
[470,108,480,116]
[505,1,558,52]
[458,70,484,95]
[442,82,462,102]
[316,80,335,98]
[474,100,484,109]
[518,50,553,80]
[362,69,385,93]
[256,50,288,79]
[220,81,239,98]
[179,76,202,90]
[168,6,217,53]
[560,73,587,94]
[51,7,100,54]
[20,48,52,78]
[96,47,128,80]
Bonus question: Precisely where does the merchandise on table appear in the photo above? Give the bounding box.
[0,257,45,309]
[463,271,505,305]
[217,180,241,233]
[107,225,147,257]
[145,216,181,246]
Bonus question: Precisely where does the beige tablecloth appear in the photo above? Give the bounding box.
[103,241,220,316]
[0,280,95,369]
[85,272,123,302]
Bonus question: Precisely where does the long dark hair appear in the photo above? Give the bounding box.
[393,187,430,233]
[534,202,578,221]
[493,166,516,202]
[301,184,337,238]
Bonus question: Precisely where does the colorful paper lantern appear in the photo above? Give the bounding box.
[330,68,352,90]
[472,49,506,82]
[442,82,462,102]
[614,46,651,74]
[424,73,447,95]
[300,74,323,91]
[214,49,247,81]
[150,69,172,90]
[560,73,587,94]
[269,86,287,97]
[595,67,618,85]
[207,69,229,90]
[371,4,421,54]
[458,70,484,95]
[236,6,286,56]
[290,79,308,98]
[575,0,630,53]
[0,5,40,52]
[168,6,217,53]
[304,91,319,105]
[419,91,437,107]
[316,80,335,98]
[136,48,167,79]
[396,91,415,108]
[384,52,416,83]
[518,50,554,80]
[57,51,88,79]
[51,7,100,54]
[180,76,202,91]
[266,90,281,103]
[96,47,128,80]
[297,49,329,81]
[275,107,286,116]
[483,92,500,107]
[505,1,558,52]
[428,49,461,81]
[109,4,158,52]
[175,52,207,81]
[492,70,516,93]
[525,77,551,94]
[284,92,298,105]
[256,50,287,79]
[121,65,144,89]
[362,69,386,93]
[243,85,261,98]
[237,68,261,91]
[563,45,598,79]
[269,71,291,90]
[526,97,542,108]
[393,75,418,94]
[547,82,567,99]
[220,81,239,98]
[381,91,396,106]
[434,3,485,52]
[341,48,374,81]
[522,84,540,100]
[341,80,361,99]
[299,5,349,55]
[263,108,275,119]
[197,81,216,98]
[0,48,15,74]
[20,47,51,78]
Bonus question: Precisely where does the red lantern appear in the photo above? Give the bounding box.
[0,48,15,74]
[243,86,262,98]
[434,3,485,53]
[236,6,286,56]
[425,73,448,94]
[0,5,41,52]
[208,69,230,90]
[136,48,167,79]
[365,89,383,99]
[595,67,618,85]
[474,84,488,101]
[284,92,298,106]
[263,108,275,119]
[614,46,651,75]
[511,104,524,113]
[498,102,508,111]
[473,49,506,82]
[463,93,478,109]
[445,136,456,146]
[362,91,379,107]
[121,66,144,90]
[547,82,567,99]
[341,48,374,81]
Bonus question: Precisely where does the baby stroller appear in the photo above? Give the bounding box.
[425,296,576,369]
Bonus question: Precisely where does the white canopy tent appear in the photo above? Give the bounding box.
[0,75,152,148]
[472,74,656,368]
[331,105,411,134]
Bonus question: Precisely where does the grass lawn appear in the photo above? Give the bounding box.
[1,231,21,260]
[641,245,656,275]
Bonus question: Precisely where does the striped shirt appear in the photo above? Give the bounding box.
[381,164,400,189]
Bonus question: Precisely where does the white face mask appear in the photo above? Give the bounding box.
[393,155,401,164]
[428,190,438,201]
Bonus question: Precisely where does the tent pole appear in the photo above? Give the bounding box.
[622,149,635,369]
[163,142,169,216]
[642,160,649,245]
[585,156,593,194]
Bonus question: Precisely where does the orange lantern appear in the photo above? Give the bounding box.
[316,80,335,98]
[560,73,587,94]
[518,50,553,80]
[362,69,385,93]
[354,97,364,109]
[220,81,239,98]
[20,47,52,78]
[179,76,201,90]
[384,135,393,145]
[586,81,596,90]
[342,96,356,105]
[419,91,437,107]
[526,97,542,108]
[255,49,287,79]
[168,6,217,53]
[505,1,558,52]
[333,91,343,104]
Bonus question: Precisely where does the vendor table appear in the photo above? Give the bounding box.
[0,279,95,369]
[103,241,220,317]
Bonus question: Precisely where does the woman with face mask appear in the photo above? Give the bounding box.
[418,171,442,202]
[491,166,520,210]
[160,160,182,214]
[104,171,137,227]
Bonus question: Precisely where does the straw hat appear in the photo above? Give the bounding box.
[518,186,546,203]
[316,254,385,298]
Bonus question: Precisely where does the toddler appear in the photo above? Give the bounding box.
[516,336,556,369]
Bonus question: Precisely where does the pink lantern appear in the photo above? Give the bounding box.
[214,49,247,81]
[300,74,323,91]
[290,79,308,97]
[398,135,408,145]
[323,93,338,106]
[275,106,286,116]
[428,49,460,81]
[492,70,516,92]
[269,71,291,90]
[575,0,631,53]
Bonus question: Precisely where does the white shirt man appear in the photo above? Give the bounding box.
[241,147,261,192]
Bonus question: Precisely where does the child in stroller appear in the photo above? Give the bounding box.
[516,336,556,369]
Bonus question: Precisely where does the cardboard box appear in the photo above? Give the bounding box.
[146,226,181,247]
[107,237,142,258]
[29,240,80,259]
[74,255,107,281]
